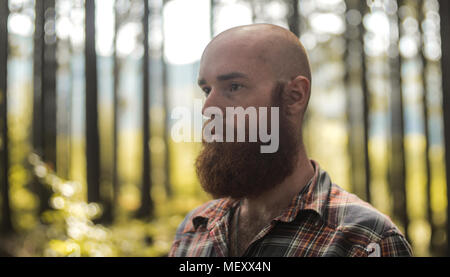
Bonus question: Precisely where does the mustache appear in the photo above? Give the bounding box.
[201,109,280,150]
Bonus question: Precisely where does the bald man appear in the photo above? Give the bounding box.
[169,24,413,257]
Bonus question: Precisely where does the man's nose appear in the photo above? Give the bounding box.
[201,88,222,116]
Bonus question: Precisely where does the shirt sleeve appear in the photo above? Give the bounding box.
[168,209,197,257]
[379,233,413,257]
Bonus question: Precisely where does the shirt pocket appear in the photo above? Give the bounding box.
[348,244,369,257]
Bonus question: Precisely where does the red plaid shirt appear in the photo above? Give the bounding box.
[169,160,413,257]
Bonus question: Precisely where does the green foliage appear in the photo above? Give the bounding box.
[2,150,207,257]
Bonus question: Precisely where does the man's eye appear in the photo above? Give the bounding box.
[202,87,211,96]
[230,84,243,92]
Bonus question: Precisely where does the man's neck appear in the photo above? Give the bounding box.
[240,145,315,221]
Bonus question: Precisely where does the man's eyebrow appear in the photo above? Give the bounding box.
[197,72,249,86]
[216,72,249,81]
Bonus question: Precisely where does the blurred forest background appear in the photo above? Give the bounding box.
[0,0,449,257]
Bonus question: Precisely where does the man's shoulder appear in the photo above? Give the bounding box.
[326,183,404,239]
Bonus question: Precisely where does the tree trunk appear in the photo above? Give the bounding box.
[418,0,434,253]
[438,0,450,257]
[388,0,408,241]
[137,0,154,219]
[110,1,120,223]
[210,0,215,38]
[287,0,299,37]
[85,0,101,206]
[0,0,13,234]
[33,0,56,215]
[161,0,172,197]
[344,0,368,201]
[359,0,371,202]
[43,0,57,171]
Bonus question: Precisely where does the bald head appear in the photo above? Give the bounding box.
[203,24,311,84]
[199,23,312,127]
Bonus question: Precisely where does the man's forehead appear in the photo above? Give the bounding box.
[198,61,263,85]
[202,43,262,63]
[203,31,267,57]
[197,71,250,86]
[198,43,270,81]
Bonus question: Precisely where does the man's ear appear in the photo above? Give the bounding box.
[284,75,310,115]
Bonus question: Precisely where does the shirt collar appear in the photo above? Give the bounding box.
[185,159,331,233]
[273,160,330,224]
